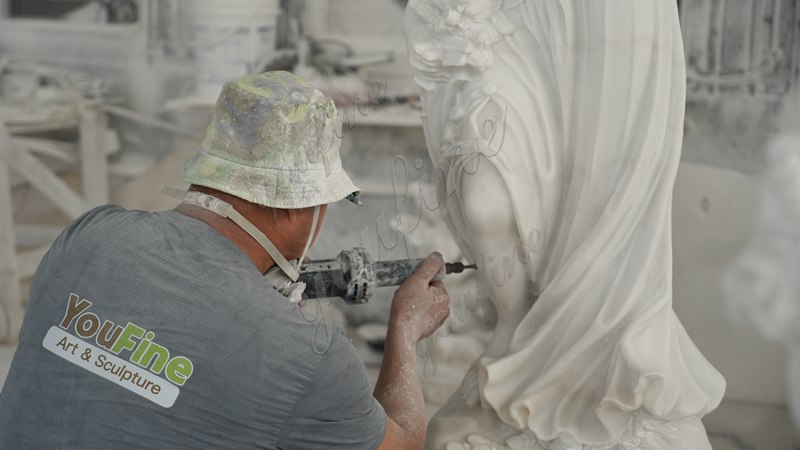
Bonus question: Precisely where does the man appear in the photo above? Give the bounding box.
[0,71,450,449]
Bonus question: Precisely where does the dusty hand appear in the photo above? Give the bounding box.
[390,252,451,342]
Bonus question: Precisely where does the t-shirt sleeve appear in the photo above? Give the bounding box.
[276,330,386,450]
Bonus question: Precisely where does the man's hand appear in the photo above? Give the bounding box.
[389,252,451,342]
[375,252,451,449]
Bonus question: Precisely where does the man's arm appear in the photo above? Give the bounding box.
[374,253,450,449]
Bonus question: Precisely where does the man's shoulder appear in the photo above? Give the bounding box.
[50,204,240,263]
[72,204,139,227]
[53,204,151,246]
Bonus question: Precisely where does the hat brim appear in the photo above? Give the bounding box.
[182,148,362,209]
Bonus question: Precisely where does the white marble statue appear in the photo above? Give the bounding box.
[724,134,800,432]
[404,0,726,448]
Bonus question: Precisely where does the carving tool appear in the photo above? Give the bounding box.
[298,247,476,304]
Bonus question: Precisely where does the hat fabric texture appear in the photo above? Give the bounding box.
[182,71,361,209]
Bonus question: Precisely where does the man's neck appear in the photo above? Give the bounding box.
[175,203,276,274]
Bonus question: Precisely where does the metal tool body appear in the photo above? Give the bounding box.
[298,247,475,304]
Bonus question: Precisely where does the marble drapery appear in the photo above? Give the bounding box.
[405,0,725,448]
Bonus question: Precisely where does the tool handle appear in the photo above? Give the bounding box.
[374,258,448,287]
[374,259,422,287]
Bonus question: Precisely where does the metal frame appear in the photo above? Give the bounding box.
[0,102,108,344]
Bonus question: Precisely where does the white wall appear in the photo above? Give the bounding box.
[672,162,787,404]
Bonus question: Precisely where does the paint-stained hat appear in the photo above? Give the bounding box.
[182,71,361,209]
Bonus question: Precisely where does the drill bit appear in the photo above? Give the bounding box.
[444,262,477,275]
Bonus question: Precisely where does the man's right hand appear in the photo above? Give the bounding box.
[389,252,451,342]
[376,253,452,449]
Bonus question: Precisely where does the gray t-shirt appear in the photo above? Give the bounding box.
[0,205,385,449]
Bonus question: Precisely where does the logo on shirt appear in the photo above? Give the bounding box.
[41,292,195,408]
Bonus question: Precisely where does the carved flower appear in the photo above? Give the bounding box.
[409,0,515,69]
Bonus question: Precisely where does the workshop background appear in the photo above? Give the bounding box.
[0,1,799,448]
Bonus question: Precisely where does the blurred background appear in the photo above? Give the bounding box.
[0,1,798,448]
